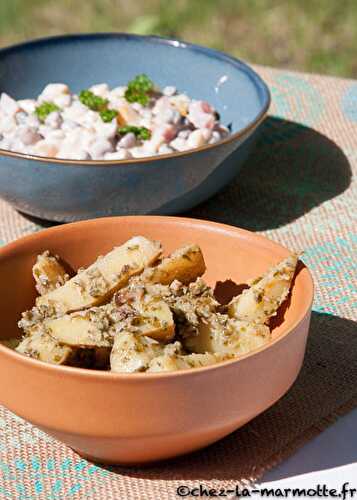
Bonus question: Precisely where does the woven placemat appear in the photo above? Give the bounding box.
[0,66,356,499]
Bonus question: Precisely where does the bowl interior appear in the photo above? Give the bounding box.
[0,34,269,135]
[0,216,312,346]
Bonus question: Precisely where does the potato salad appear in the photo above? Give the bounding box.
[4,236,299,373]
[0,75,230,160]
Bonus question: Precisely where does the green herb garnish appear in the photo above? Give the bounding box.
[100,109,118,123]
[79,90,108,112]
[79,90,119,123]
[118,125,151,140]
[35,101,60,122]
[124,74,154,106]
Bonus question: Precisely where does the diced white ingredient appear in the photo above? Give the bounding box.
[163,85,176,96]
[158,144,174,154]
[25,115,40,128]
[170,94,190,116]
[80,109,101,128]
[107,97,123,109]
[140,109,153,120]
[56,142,89,160]
[90,83,109,97]
[9,138,27,154]
[142,140,159,154]
[61,119,79,131]
[178,130,190,139]
[18,99,36,114]
[88,138,114,159]
[0,138,11,150]
[33,140,59,157]
[0,116,17,134]
[76,128,97,150]
[110,86,126,97]
[129,147,153,158]
[45,111,62,129]
[132,102,143,112]
[16,126,42,146]
[118,132,136,149]
[152,96,170,115]
[104,149,132,160]
[73,151,90,160]
[221,127,230,138]
[187,100,215,129]
[54,94,72,108]
[39,83,69,102]
[170,137,190,152]
[38,124,52,137]
[62,101,88,123]
[94,120,117,140]
[209,131,221,144]
[0,93,20,117]
[186,130,207,149]
[200,128,212,141]
[153,107,181,125]
[155,124,176,143]
[139,118,153,129]
[141,124,174,153]
[45,129,65,142]
[117,103,140,126]
[57,149,90,160]
[58,129,94,158]
[15,111,28,125]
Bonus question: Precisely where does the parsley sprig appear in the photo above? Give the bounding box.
[118,125,151,140]
[79,90,108,111]
[124,74,154,106]
[35,102,60,123]
[79,89,119,123]
[100,109,118,123]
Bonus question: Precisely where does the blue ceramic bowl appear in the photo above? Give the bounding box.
[0,33,270,222]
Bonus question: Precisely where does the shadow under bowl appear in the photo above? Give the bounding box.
[0,33,270,221]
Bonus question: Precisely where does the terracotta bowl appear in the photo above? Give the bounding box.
[0,216,313,465]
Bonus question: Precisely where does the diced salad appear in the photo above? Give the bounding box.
[0,75,230,161]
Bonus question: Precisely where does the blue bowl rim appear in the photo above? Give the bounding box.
[0,32,271,167]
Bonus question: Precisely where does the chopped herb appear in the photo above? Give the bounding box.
[118,125,151,140]
[79,90,118,123]
[35,101,60,122]
[100,108,118,123]
[124,74,154,105]
[79,90,108,111]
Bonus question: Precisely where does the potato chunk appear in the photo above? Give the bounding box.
[114,288,175,342]
[139,244,206,286]
[228,254,298,324]
[32,251,71,295]
[46,308,113,348]
[46,287,174,349]
[147,351,234,372]
[36,236,162,315]
[184,314,270,356]
[131,299,175,341]
[16,324,73,365]
[16,322,111,368]
[110,332,164,373]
